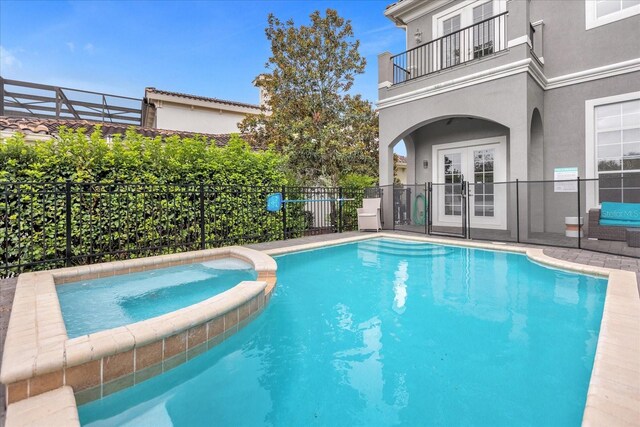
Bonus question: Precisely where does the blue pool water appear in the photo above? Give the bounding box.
[58,259,257,337]
[79,239,607,426]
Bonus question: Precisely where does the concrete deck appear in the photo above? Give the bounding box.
[0,277,17,427]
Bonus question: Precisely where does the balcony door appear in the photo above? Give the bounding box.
[442,15,462,68]
[434,0,506,69]
[472,1,495,59]
[433,137,507,230]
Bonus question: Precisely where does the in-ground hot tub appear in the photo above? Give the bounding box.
[0,246,277,407]
[58,258,259,338]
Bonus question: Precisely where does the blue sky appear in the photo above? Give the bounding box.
[0,0,407,154]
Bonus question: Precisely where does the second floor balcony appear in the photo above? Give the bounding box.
[390,12,508,85]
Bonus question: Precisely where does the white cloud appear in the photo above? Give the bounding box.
[66,42,75,52]
[84,43,94,53]
[0,46,22,70]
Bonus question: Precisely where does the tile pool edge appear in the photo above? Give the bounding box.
[264,232,640,425]
[1,246,277,412]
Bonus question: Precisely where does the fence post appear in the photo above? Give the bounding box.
[282,186,287,240]
[199,183,205,250]
[516,179,520,243]
[424,183,428,235]
[577,177,581,249]
[338,187,343,233]
[65,180,72,267]
[427,182,432,235]
[462,180,468,239]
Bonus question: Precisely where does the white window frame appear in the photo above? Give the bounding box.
[585,91,640,210]
[431,136,507,230]
[585,0,640,30]
[431,0,506,39]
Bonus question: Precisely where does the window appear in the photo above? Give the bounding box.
[586,0,640,29]
[443,14,461,35]
[473,148,495,217]
[596,0,640,18]
[444,153,463,216]
[595,99,640,203]
[473,1,493,21]
[472,2,495,58]
[442,15,461,68]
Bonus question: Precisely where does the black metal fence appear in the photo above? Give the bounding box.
[383,175,640,258]
[0,182,381,277]
[391,12,507,84]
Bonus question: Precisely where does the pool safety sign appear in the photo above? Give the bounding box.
[554,167,578,192]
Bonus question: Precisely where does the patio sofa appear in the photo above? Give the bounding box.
[588,202,640,241]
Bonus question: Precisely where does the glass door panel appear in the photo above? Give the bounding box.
[472,2,495,59]
[444,152,463,216]
[472,148,495,217]
[436,141,505,230]
[442,15,461,68]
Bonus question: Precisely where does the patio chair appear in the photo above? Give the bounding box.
[358,198,382,232]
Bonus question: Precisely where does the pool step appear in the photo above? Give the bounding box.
[357,245,453,258]
[359,240,448,253]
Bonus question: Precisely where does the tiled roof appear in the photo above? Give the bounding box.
[0,116,232,146]
[395,154,407,163]
[145,87,261,110]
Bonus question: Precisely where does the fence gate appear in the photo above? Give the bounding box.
[427,181,468,238]
[392,184,428,233]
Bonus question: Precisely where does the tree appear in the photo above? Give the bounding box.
[240,9,378,187]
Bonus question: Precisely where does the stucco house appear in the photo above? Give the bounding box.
[0,77,265,139]
[142,87,264,134]
[378,0,640,236]
[395,154,408,184]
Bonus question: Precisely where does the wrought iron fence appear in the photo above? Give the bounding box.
[391,12,508,84]
[387,175,640,258]
[0,182,381,277]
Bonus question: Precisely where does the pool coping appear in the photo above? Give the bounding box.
[3,235,638,426]
[262,232,640,426]
[1,246,277,413]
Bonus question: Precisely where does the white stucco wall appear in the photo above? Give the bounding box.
[155,102,248,134]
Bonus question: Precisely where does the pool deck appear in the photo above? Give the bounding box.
[1,231,638,426]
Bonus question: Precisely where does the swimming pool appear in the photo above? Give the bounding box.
[79,238,607,426]
[58,259,257,337]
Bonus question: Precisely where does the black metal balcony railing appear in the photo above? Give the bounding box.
[391,12,508,84]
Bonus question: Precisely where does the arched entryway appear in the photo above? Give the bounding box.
[385,115,511,231]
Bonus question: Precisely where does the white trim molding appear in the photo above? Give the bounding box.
[585,0,640,30]
[431,136,508,230]
[385,0,453,25]
[377,57,640,110]
[584,91,640,210]
[546,58,640,89]
[507,35,532,49]
[431,0,507,39]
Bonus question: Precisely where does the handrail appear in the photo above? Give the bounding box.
[1,77,143,125]
[1,78,141,101]
[390,12,508,60]
[390,12,508,84]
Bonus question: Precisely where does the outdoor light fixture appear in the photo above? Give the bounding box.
[414,28,422,44]
[423,160,429,169]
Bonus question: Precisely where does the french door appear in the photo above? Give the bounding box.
[434,139,507,229]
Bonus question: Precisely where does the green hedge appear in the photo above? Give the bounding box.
[0,128,372,276]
